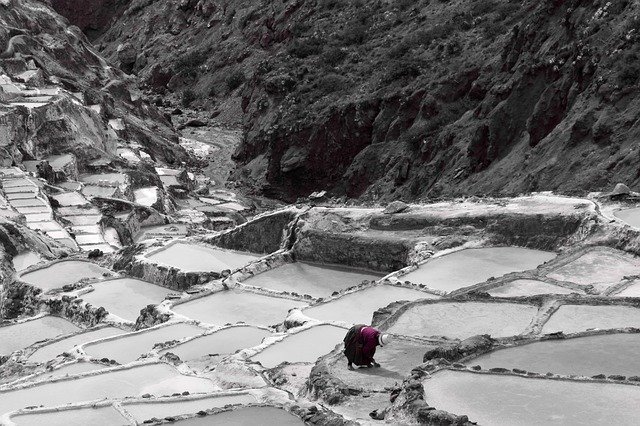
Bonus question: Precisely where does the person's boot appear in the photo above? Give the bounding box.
[348,362,354,370]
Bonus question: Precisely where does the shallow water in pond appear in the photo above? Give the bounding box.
[80,278,171,322]
[402,247,556,292]
[160,326,271,361]
[0,316,80,355]
[174,406,304,425]
[123,394,257,423]
[84,323,204,363]
[614,207,640,228]
[12,251,43,272]
[173,291,307,326]
[146,242,261,272]
[424,370,640,425]
[387,302,538,339]
[28,327,124,363]
[19,261,110,291]
[542,305,640,334]
[11,406,128,426]
[251,325,344,368]
[0,363,215,416]
[80,173,126,184]
[487,280,582,297]
[303,285,437,325]
[471,333,640,376]
[242,262,382,297]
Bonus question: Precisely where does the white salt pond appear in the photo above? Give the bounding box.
[172,291,307,326]
[386,302,538,339]
[542,305,640,334]
[242,262,383,297]
[136,223,188,242]
[470,333,640,377]
[401,247,556,292]
[487,279,583,297]
[547,248,640,290]
[0,316,80,355]
[0,363,216,416]
[134,187,158,207]
[303,285,438,325]
[80,278,172,322]
[51,192,88,206]
[160,326,271,361]
[423,370,640,425]
[79,173,127,184]
[11,251,43,272]
[123,394,257,423]
[614,207,640,228]
[28,327,124,363]
[146,242,260,272]
[11,406,129,426]
[84,323,204,364]
[19,261,111,291]
[174,406,304,425]
[251,325,344,368]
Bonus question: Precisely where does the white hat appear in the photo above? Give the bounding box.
[378,334,390,347]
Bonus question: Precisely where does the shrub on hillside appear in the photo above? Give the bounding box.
[288,37,324,58]
[182,89,196,106]
[226,69,246,92]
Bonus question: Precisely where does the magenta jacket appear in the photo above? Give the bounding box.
[359,326,381,365]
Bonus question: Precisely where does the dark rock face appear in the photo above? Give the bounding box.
[50,0,131,40]
[54,0,640,201]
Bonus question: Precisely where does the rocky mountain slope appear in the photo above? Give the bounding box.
[56,0,640,202]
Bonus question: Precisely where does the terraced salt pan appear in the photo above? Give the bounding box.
[423,370,640,425]
[487,279,583,297]
[174,406,304,425]
[80,278,171,322]
[64,215,101,225]
[136,224,188,241]
[303,285,438,325]
[547,248,640,291]
[12,251,43,272]
[82,185,118,198]
[11,406,128,426]
[542,305,640,334]
[19,260,111,291]
[242,262,383,297]
[29,327,124,363]
[0,316,80,355]
[134,187,158,207]
[10,198,46,207]
[251,325,344,368]
[160,326,270,361]
[146,242,261,272]
[123,394,257,423]
[51,192,88,206]
[611,279,640,297]
[0,363,215,416]
[386,302,538,340]
[28,362,109,382]
[6,192,38,200]
[173,291,307,326]
[79,173,127,184]
[471,333,640,377]
[401,247,556,293]
[614,207,640,228]
[84,323,204,364]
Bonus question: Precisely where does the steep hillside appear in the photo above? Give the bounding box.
[68,0,640,201]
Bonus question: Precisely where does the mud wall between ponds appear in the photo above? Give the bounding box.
[127,260,219,290]
[205,210,298,254]
[45,295,108,327]
[2,281,42,320]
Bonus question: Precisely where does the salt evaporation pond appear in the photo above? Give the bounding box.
[0,363,215,416]
[123,394,257,423]
[303,285,437,325]
[401,247,556,292]
[251,325,344,368]
[424,370,640,425]
[11,406,129,426]
[173,291,307,326]
[175,406,304,426]
[542,305,640,334]
[80,278,171,321]
[28,327,124,363]
[146,242,260,272]
[242,262,383,297]
[471,333,640,377]
[84,323,204,363]
[19,260,110,291]
[161,326,271,361]
[487,279,582,297]
[387,302,538,339]
[28,362,109,381]
[0,316,79,355]
[11,251,42,272]
[614,207,640,228]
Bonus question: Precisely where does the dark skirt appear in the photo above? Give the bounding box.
[343,324,366,365]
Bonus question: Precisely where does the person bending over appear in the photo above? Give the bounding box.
[343,324,390,370]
